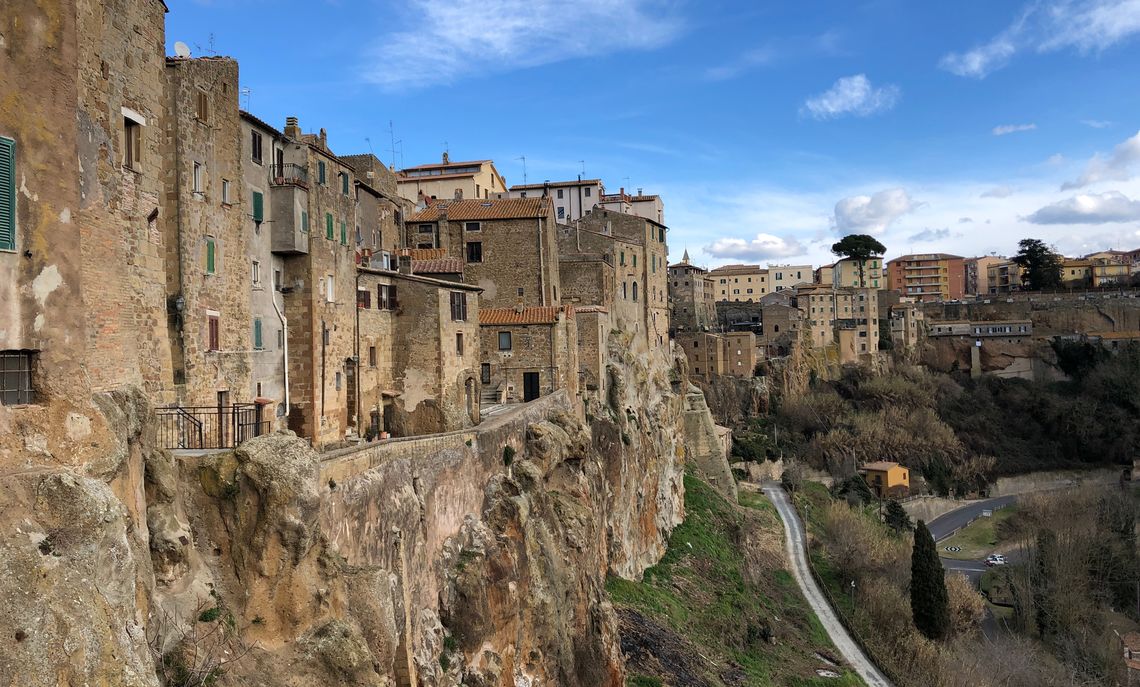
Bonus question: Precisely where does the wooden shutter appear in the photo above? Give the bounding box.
[357,289,370,309]
[326,213,333,239]
[252,191,264,223]
[319,161,326,184]
[342,173,349,195]
[389,283,398,309]
[208,316,219,351]
[206,239,216,273]
[0,137,13,251]
[253,318,263,349]
[301,211,309,232]
[340,221,346,245]
[377,284,386,310]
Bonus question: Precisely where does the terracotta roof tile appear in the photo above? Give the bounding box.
[573,305,609,313]
[409,198,549,222]
[412,258,463,274]
[398,248,446,260]
[480,305,574,326]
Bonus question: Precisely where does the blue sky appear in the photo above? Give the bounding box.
[170,0,1140,267]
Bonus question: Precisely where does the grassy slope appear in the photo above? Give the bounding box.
[938,507,1017,560]
[607,474,863,687]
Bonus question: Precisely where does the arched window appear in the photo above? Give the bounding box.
[632,282,639,302]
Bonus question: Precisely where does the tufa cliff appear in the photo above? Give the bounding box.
[0,332,733,687]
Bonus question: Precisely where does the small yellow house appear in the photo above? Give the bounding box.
[860,461,910,498]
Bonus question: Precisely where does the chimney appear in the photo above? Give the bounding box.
[398,255,413,274]
[514,300,524,314]
[319,127,328,148]
[442,151,450,164]
[284,116,300,139]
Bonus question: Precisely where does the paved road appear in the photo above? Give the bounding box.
[763,484,894,687]
[926,495,1016,542]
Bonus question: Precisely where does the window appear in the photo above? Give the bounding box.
[250,131,263,164]
[357,288,370,309]
[557,206,565,219]
[318,160,327,185]
[466,241,483,263]
[326,213,334,240]
[340,221,347,246]
[465,221,480,232]
[335,371,342,391]
[456,332,464,356]
[251,260,260,286]
[449,292,468,321]
[252,191,264,223]
[207,314,220,352]
[556,188,564,199]
[620,251,625,266]
[498,332,512,351]
[377,283,398,310]
[325,274,335,302]
[192,162,203,194]
[516,287,524,297]
[368,346,377,367]
[0,137,13,252]
[633,254,637,267]
[124,118,142,169]
[222,179,231,205]
[622,282,628,299]
[205,237,216,274]
[299,210,308,233]
[341,172,349,195]
[253,318,263,349]
[196,90,209,122]
[584,187,591,197]
[0,351,35,405]
[418,224,434,234]
[632,282,638,301]
[274,268,282,290]
[481,362,491,384]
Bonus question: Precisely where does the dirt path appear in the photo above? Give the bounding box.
[762,484,893,687]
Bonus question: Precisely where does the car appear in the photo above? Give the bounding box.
[985,554,1007,567]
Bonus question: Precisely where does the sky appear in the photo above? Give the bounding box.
[169,0,1140,268]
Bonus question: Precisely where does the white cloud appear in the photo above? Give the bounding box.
[992,123,1037,136]
[704,46,776,81]
[909,227,952,242]
[705,234,807,260]
[958,217,974,223]
[1026,190,1140,224]
[940,1,1140,78]
[365,0,681,89]
[1082,119,1114,128]
[981,185,1014,198]
[801,74,900,120]
[832,188,916,235]
[1061,130,1140,189]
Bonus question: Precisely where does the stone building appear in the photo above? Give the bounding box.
[240,112,288,422]
[396,153,506,204]
[405,198,561,309]
[794,284,879,357]
[756,303,803,356]
[479,305,578,404]
[724,331,757,377]
[572,305,610,397]
[599,187,664,224]
[888,302,925,354]
[675,332,727,379]
[507,178,604,223]
[357,265,482,436]
[667,250,716,333]
[161,56,252,411]
[341,152,410,262]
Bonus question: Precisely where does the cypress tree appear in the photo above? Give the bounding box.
[911,520,950,640]
[885,499,913,534]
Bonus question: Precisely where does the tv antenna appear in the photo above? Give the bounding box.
[364,137,375,156]
[578,160,586,176]
[240,87,251,110]
[387,120,402,169]
[517,155,527,185]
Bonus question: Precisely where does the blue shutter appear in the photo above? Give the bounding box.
[0,137,14,251]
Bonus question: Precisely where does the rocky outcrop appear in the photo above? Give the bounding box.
[695,374,769,427]
[0,334,731,686]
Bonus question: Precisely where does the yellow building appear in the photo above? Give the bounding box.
[1061,258,1092,285]
[396,153,507,204]
[832,256,884,289]
[1091,259,1130,286]
[709,264,770,301]
[860,461,910,498]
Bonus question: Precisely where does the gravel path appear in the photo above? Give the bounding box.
[763,484,893,687]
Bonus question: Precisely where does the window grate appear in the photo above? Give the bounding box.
[0,351,36,405]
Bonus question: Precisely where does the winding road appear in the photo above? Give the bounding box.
[763,484,893,687]
[928,495,1018,583]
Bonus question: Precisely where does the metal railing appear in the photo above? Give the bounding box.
[156,403,269,450]
[269,163,308,187]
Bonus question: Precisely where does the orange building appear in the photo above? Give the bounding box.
[886,253,965,302]
[860,461,910,498]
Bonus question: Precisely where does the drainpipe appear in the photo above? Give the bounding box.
[354,269,361,434]
[271,295,289,416]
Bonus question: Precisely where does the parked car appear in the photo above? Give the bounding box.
[985,554,1007,567]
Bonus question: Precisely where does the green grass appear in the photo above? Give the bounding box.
[626,676,663,687]
[939,506,1017,560]
[607,474,864,687]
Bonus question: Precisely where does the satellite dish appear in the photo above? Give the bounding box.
[174,41,191,58]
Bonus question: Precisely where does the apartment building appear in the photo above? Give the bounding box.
[928,319,1033,344]
[396,153,507,205]
[794,284,879,357]
[507,178,604,223]
[987,261,1022,294]
[709,264,769,301]
[770,264,813,291]
[886,253,965,302]
[832,256,884,289]
[964,256,1005,295]
[667,250,716,332]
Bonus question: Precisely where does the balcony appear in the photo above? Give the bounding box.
[270,163,308,188]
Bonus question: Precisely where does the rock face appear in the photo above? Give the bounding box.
[0,337,731,686]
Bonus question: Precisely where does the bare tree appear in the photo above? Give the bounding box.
[147,597,255,687]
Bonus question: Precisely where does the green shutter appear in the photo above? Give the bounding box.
[252,191,264,223]
[342,173,349,195]
[206,239,216,274]
[319,161,326,184]
[0,137,14,251]
[340,221,346,245]
[326,213,333,239]
[253,318,263,349]
[301,211,309,232]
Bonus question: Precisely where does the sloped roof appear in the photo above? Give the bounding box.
[573,305,609,313]
[860,461,903,471]
[398,248,446,260]
[480,305,574,326]
[413,258,463,274]
[410,198,549,222]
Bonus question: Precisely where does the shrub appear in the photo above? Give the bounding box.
[502,445,515,466]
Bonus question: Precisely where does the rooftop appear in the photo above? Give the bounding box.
[708,264,766,275]
[399,158,492,172]
[480,305,575,326]
[860,461,902,472]
[409,198,549,222]
[413,257,463,274]
[889,253,965,262]
[510,179,603,190]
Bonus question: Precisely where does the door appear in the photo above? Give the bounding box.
[522,372,540,402]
